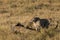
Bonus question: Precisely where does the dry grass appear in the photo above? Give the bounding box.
[0,0,60,40]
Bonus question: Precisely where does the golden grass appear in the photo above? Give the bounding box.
[0,0,60,40]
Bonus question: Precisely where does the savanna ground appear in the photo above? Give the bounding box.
[0,0,60,40]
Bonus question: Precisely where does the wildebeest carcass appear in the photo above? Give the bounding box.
[26,17,50,31]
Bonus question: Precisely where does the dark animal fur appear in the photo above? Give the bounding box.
[32,17,50,28]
